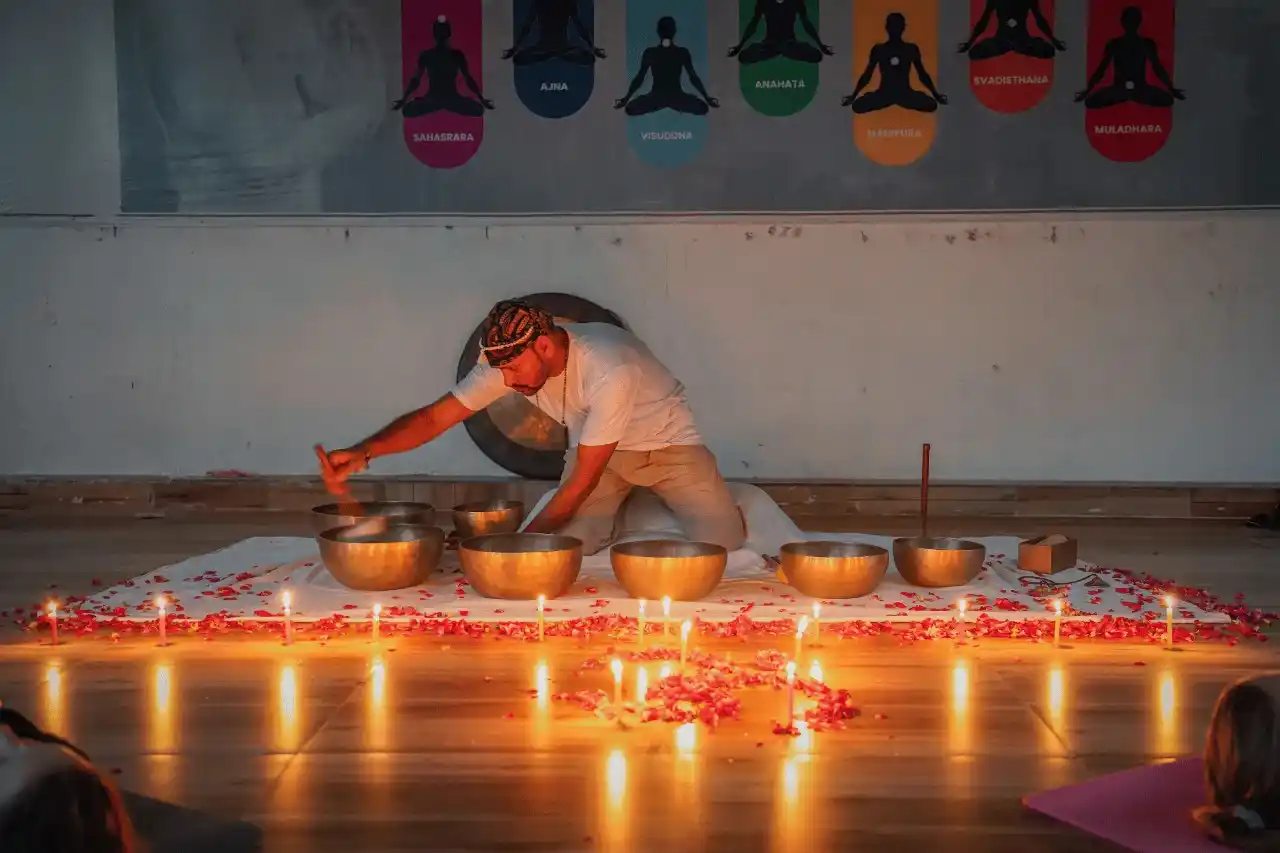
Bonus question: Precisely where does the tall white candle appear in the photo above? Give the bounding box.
[680,620,692,670]
[1053,598,1062,648]
[282,590,293,646]
[47,601,58,647]
[794,616,809,661]
[662,596,672,637]
[157,596,168,647]
[611,657,623,705]
[372,603,382,643]
[1165,595,1175,649]
[785,661,797,729]
[812,601,821,641]
[637,599,646,645]
[537,595,546,642]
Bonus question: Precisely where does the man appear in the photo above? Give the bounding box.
[318,300,745,555]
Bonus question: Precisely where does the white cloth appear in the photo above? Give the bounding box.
[452,323,702,450]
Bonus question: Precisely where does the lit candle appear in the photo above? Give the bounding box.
[1165,595,1175,649]
[956,597,967,643]
[680,619,692,671]
[157,596,168,647]
[662,596,672,637]
[637,599,646,644]
[372,603,381,643]
[794,616,809,661]
[46,601,58,647]
[611,657,623,705]
[537,594,546,642]
[636,667,649,703]
[785,661,797,729]
[812,601,821,642]
[1053,598,1062,648]
[282,590,293,646]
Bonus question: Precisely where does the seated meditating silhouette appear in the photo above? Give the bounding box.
[503,0,606,66]
[1074,5,1185,107]
[727,0,834,65]
[394,16,495,117]
[615,16,720,116]
[842,12,948,114]
[959,0,1065,60]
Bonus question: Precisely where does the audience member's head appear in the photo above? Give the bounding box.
[1194,674,1280,851]
[0,709,136,853]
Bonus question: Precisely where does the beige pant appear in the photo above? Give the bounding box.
[558,444,745,555]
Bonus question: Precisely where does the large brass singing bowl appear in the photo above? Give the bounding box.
[311,501,435,536]
[317,523,446,592]
[609,539,728,602]
[452,500,526,539]
[892,536,986,588]
[458,533,583,600]
[779,541,889,599]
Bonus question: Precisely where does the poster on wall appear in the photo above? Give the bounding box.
[730,0,832,117]
[399,0,491,168]
[620,0,715,168]
[961,0,1065,113]
[847,0,945,167]
[1079,0,1183,163]
[506,0,603,119]
[109,1,1270,214]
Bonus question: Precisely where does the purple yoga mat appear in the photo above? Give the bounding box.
[1023,757,1221,853]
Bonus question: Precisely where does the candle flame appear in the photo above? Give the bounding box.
[1164,595,1174,609]
[681,619,692,640]
[372,603,381,619]
[785,661,796,683]
[796,616,809,637]
[662,596,671,617]
[638,599,646,616]
[282,590,292,610]
[611,657,623,682]
[812,601,821,620]
[47,601,57,616]
[537,594,545,612]
[1053,598,1062,614]
[808,660,824,683]
[957,597,967,614]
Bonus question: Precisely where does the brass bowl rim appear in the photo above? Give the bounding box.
[610,538,728,559]
[318,523,445,545]
[452,499,526,514]
[312,500,436,517]
[893,536,986,553]
[780,540,889,559]
[459,532,583,554]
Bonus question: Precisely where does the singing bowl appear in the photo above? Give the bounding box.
[609,539,728,602]
[892,536,986,588]
[317,523,446,592]
[458,533,583,600]
[452,500,525,539]
[311,501,435,536]
[779,541,889,599]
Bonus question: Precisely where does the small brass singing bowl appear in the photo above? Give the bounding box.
[892,536,986,588]
[779,541,889,599]
[311,501,435,536]
[458,533,583,600]
[609,539,728,602]
[317,523,446,592]
[452,500,525,539]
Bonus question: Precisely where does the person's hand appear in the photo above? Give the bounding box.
[1051,37,1066,51]
[593,46,607,59]
[934,92,949,105]
[314,444,366,495]
[820,43,834,56]
[391,97,406,111]
[1171,87,1186,100]
[501,47,516,60]
[957,40,972,53]
[1073,89,1088,103]
[613,97,628,109]
[482,97,496,110]
[706,96,720,108]
[840,93,855,107]
[726,45,741,58]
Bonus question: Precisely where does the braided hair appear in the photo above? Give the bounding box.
[478,300,556,367]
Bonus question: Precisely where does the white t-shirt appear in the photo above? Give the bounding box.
[452,323,703,451]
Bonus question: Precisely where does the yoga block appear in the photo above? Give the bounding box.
[1019,534,1079,575]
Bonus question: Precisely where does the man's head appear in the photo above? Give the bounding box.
[433,15,452,43]
[1120,6,1142,33]
[657,16,677,41]
[885,12,906,38]
[478,300,562,396]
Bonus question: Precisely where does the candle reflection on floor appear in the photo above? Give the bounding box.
[532,659,551,751]
[41,661,66,739]
[367,655,388,751]
[947,660,973,795]
[146,663,178,795]
[600,749,629,853]
[1038,665,1071,789]
[771,755,816,853]
[275,664,300,753]
[1155,668,1180,757]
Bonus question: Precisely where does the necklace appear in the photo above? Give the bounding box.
[558,337,570,426]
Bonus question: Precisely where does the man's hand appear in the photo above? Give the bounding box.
[315,444,367,495]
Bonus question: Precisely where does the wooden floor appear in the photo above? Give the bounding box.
[1,513,1278,852]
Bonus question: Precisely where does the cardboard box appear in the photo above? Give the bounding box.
[1018,534,1079,575]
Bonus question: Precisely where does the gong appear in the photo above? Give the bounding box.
[456,293,627,480]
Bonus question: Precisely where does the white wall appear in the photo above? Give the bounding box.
[1,1,1277,483]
